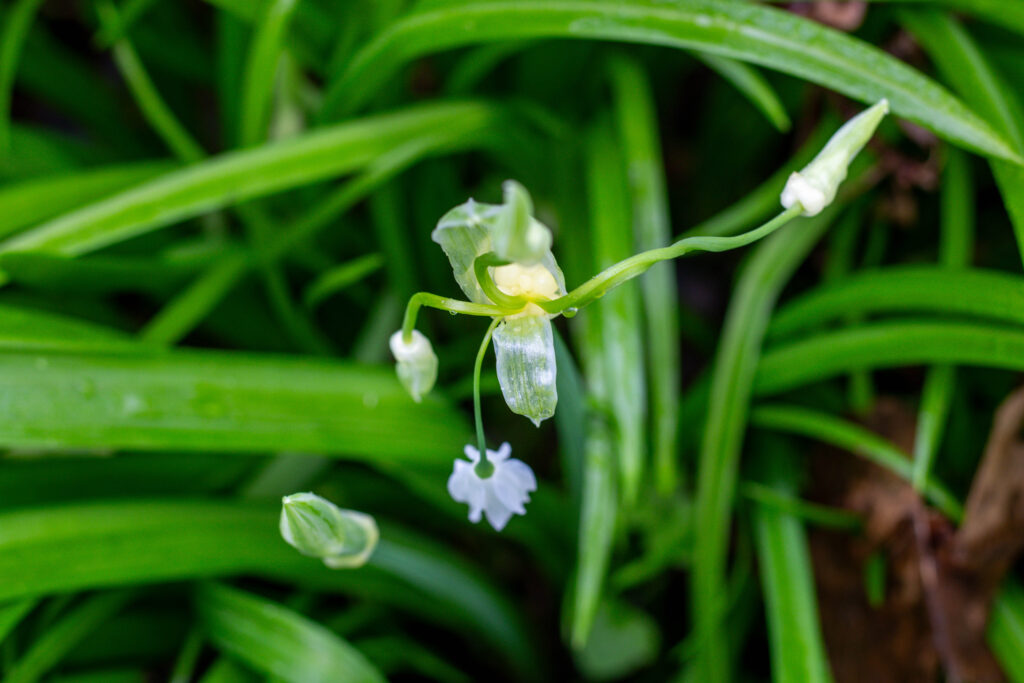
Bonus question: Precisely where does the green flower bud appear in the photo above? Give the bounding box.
[493,314,557,426]
[389,330,438,402]
[781,99,889,216]
[279,492,378,569]
[491,180,552,266]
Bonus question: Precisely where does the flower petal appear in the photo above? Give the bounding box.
[502,458,538,494]
[491,468,528,514]
[493,316,557,426]
[431,199,499,304]
[482,484,515,531]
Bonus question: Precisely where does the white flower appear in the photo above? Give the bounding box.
[447,442,537,531]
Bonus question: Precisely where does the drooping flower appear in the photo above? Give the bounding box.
[279,492,379,568]
[430,185,564,425]
[447,442,537,531]
[388,329,438,402]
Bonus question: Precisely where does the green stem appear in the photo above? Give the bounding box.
[401,292,506,343]
[539,205,803,314]
[473,252,528,310]
[473,318,501,478]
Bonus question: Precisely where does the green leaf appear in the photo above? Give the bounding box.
[758,321,1024,396]
[695,53,791,132]
[197,582,385,683]
[238,0,298,147]
[5,591,136,683]
[750,446,831,683]
[691,208,834,681]
[0,0,46,155]
[0,500,533,672]
[0,346,467,460]
[585,119,646,506]
[326,0,1019,161]
[768,266,1024,340]
[0,161,173,239]
[0,101,504,262]
[899,10,1024,265]
[608,54,680,494]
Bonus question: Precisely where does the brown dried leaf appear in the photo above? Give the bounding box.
[809,398,1009,683]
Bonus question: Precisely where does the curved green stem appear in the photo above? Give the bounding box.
[401,292,506,343]
[538,205,803,314]
[473,318,502,478]
[473,252,528,310]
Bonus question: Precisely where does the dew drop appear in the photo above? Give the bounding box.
[122,393,146,416]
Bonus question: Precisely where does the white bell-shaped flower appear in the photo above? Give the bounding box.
[447,442,537,531]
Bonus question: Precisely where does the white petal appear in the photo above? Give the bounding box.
[446,460,476,503]
[488,442,512,464]
[491,468,527,514]
[502,458,537,493]
[482,485,515,531]
[463,445,481,462]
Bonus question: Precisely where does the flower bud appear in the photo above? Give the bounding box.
[781,99,889,216]
[493,315,557,426]
[389,330,438,402]
[491,180,552,266]
[280,492,378,569]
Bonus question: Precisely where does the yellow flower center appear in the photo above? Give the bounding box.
[492,263,560,301]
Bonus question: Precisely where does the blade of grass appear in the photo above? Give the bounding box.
[899,10,1024,267]
[758,320,1024,396]
[609,54,679,495]
[140,136,439,345]
[0,501,533,671]
[768,266,1024,340]
[96,0,205,163]
[303,254,383,309]
[0,599,36,643]
[0,101,504,263]
[749,403,962,519]
[750,445,832,683]
[323,0,1019,162]
[4,590,136,683]
[586,119,646,507]
[238,0,298,147]
[197,582,385,683]
[0,0,46,156]
[695,53,790,132]
[749,402,1024,678]
[860,0,1024,38]
[0,346,468,459]
[912,147,973,492]
[690,206,836,682]
[0,160,173,239]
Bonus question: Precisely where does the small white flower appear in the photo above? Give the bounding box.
[447,442,537,531]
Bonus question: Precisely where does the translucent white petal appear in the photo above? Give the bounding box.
[491,468,527,514]
[464,445,481,462]
[493,316,557,426]
[482,485,515,531]
[446,460,476,503]
[502,458,538,493]
[488,442,512,463]
[430,199,499,304]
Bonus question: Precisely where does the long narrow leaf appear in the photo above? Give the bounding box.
[324,0,1018,162]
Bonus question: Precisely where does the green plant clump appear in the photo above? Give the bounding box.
[1,0,1024,681]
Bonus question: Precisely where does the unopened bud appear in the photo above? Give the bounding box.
[781,99,889,216]
[389,329,438,402]
[280,493,378,569]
